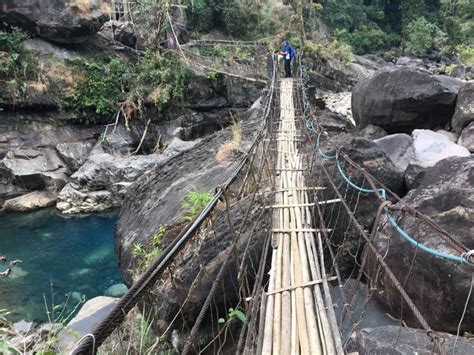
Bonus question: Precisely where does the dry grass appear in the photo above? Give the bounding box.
[42,58,77,87]
[27,82,48,94]
[68,0,92,14]
[100,2,112,16]
[216,120,242,162]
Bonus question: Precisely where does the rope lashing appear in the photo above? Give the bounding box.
[303,102,473,266]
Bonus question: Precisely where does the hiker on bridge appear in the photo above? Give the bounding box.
[280,41,296,78]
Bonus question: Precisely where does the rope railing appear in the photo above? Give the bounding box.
[296,57,473,352]
[301,64,473,266]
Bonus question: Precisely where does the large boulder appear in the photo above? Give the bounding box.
[451,81,474,133]
[0,116,100,205]
[3,190,56,212]
[308,55,387,93]
[458,121,474,152]
[368,156,474,332]
[140,197,268,347]
[56,145,168,215]
[352,67,462,133]
[411,129,470,166]
[0,0,108,44]
[116,98,266,283]
[307,133,405,275]
[374,133,415,173]
[3,148,69,191]
[347,326,474,354]
[58,296,119,352]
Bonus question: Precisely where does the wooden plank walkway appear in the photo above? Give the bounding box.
[260,79,344,355]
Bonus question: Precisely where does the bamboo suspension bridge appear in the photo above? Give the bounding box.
[71,57,473,355]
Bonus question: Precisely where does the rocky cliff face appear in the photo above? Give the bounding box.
[115,98,266,284]
[0,37,263,213]
[0,0,108,44]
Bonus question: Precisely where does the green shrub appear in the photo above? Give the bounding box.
[0,29,37,102]
[305,39,353,67]
[181,190,214,222]
[403,17,446,56]
[0,28,35,80]
[456,44,474,66]
[343,25,400,54]
[64,57,130,117]
[63,50,192,119]
[132,225,167,270]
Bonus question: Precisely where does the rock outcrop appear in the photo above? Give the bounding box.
[359,124,387,140]
[0,115,100,208]
[347,326,474,354]
[374,133,415,173]
[451,81,474,133]
[368,156,474,332]
[458,121,474,152]
[58,296,119,353]
[0,0,108,44]
[116,98,265,283]
[411,129,470,166]
[3,191,56,212]
[352,67,462,133]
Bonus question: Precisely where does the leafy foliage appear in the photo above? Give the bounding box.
[318,0,472,57]
[132,225,167,271]
[0,29,37,102]
[63,50,192,120]
[403,17,446,56]
[184,0,279,39]
[181,190,214,222]
[64,57,130,117]
[304,39,353,67]
[456,44,474,66]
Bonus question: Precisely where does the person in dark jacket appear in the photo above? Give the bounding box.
[280,41,296,78]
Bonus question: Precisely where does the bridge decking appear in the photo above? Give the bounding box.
[260,78,343,355]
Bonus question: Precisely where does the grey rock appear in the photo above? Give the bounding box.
[458,121,474,152]
[451,81,474,133]
[352,67,462,133]
[58,296,119,353]
[412,129,470,166]
[105,283,128,298]
[308,55,387,93]
[132,197,268,343]
[404,162,429,190]
[3,148,69,190]
[116,98,266,284]
[0,1,108,44]
[12,320,33,335]
[56,141,94,171]
[347,326,474,354]
[56,151,167,214]
[113,23,138,49]
[374,133,415,173]
[368,156,474,332]
[359,125,387,140]
[23,38,81,61]
[396,56,423,67]
[436,129,459,143]
[3,191,56,212]
[308,134,404,274]
[161,137,199,158]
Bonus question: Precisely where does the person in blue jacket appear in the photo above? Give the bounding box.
[280,41,295,78]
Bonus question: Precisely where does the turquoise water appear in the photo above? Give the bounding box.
[0,209,123,323]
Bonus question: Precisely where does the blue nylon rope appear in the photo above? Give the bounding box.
[304,113,471,265]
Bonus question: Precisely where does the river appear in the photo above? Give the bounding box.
[0,209,123,323]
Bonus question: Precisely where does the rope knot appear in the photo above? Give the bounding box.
[461,250,474,265]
